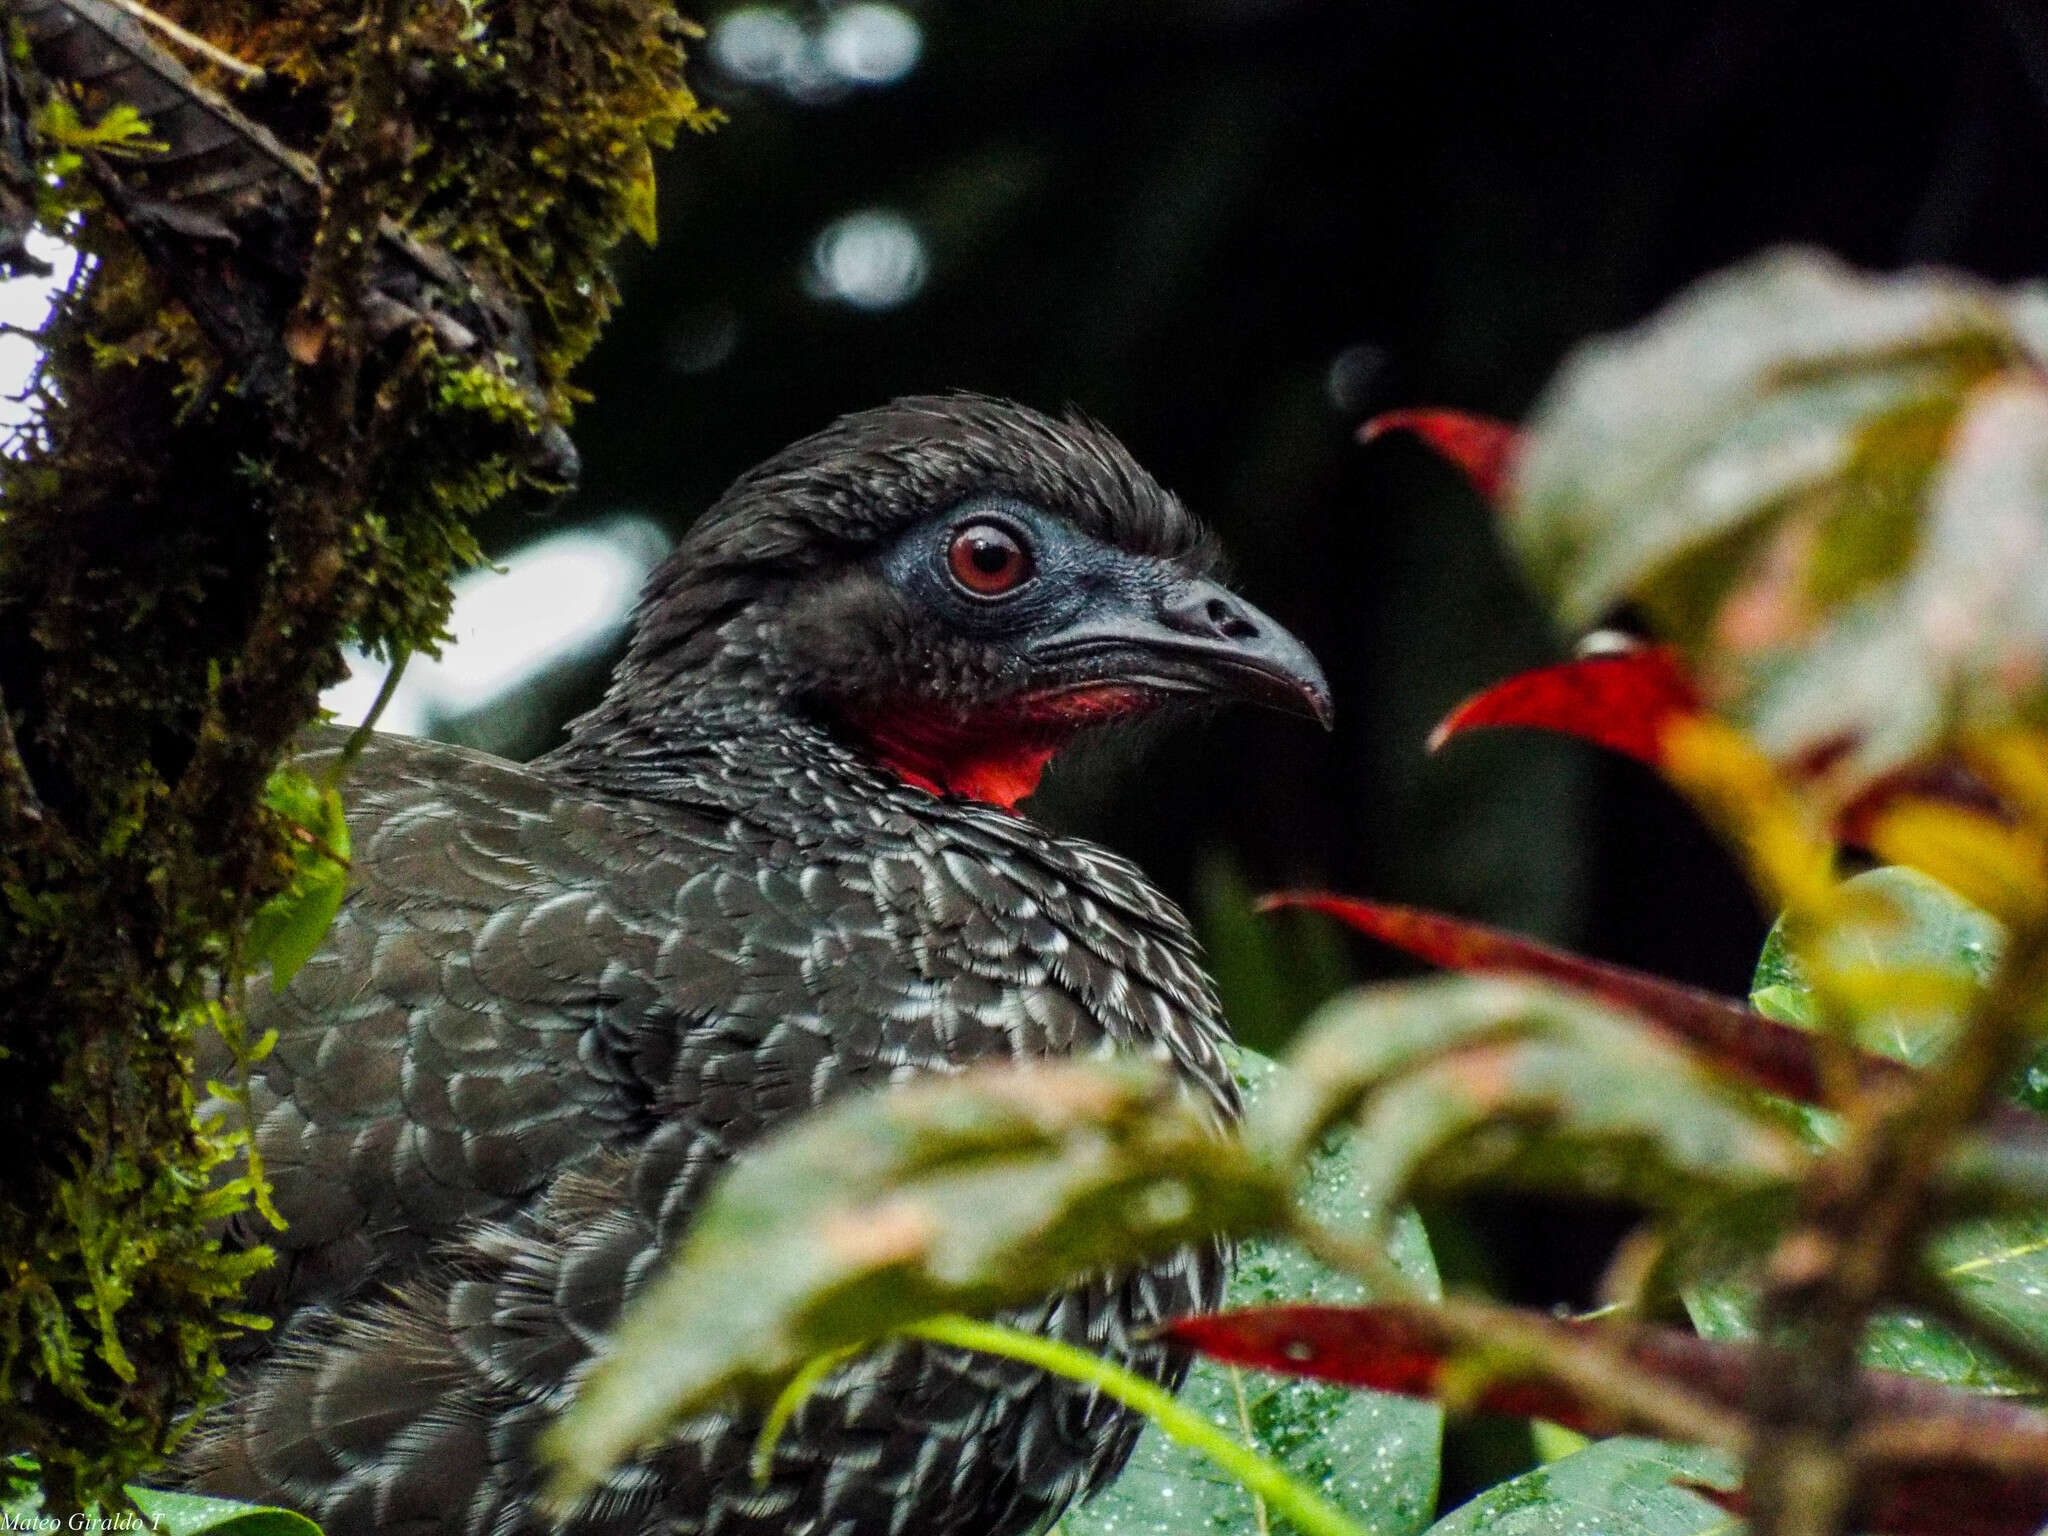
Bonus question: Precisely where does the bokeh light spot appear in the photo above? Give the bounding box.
[820,5,922,86]
[709,7,807,87]
[322,516,671,737]
[0,233,85,441]
[804,209,929,311]
[710,3,920,101]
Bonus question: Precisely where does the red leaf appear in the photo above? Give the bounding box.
[1264,893,1850,1102]
[1168,1304,2048,1536]
[1265,891,2048,1151]
[1360,409,1522,504]
[1165,1305,1727,1429]
[1428,647,1702,765]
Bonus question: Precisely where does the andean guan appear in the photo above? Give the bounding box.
[176,395,1333,1536]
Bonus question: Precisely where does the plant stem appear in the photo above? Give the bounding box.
[902,1314,1381,1536]
[1291,1216,1749,1453]
[105,0,266,81]
[1227,1365,1272,1536]
[328,646,411,785]
[1744,917,2048,1536]
[749,1344,861,1485]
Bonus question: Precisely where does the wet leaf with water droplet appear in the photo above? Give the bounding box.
[1064,1048,1444,1536]
[1420,1438,1736,1536]
[126,1487,324,1536]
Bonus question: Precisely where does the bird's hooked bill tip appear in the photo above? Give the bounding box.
[1200,646,1332,727]
[1032,576,1333,729]
[1227,653,1335,728]
[1168,577,1332,729]
[1286,653,1337,729]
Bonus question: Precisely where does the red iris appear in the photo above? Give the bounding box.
[947,522,1033,597]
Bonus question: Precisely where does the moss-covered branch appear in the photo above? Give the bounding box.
[0,0,710,1506]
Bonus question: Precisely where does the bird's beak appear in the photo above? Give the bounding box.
[1033,573,1334,727]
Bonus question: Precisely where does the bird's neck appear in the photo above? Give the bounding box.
[551,665,1144,817]
[567,602,1149,814]
[853,715,1058,811]
[845,687,1145,812]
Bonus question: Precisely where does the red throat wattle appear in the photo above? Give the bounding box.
[856,686,1150,812]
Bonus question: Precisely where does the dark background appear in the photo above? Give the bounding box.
[467,0,2048,1501]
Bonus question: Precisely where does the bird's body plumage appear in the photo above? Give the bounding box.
[177,397,1326,1536]
[182,718,1233,1535]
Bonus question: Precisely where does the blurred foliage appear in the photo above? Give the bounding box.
[1688,867,2048,1397]
[1513,252,2048,811]
[551,0,2048,1032]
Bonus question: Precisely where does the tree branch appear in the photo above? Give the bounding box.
[168,0,411,871]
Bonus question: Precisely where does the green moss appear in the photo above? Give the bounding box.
[180,0,718,409]
[0,0,710,1506]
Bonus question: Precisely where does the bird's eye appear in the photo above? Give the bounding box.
[946,521,1035,598]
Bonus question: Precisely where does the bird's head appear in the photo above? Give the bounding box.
[600,395,1331,811]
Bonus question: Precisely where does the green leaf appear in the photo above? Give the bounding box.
[1686,1236,2038,1396]
[1528,1422,1590,1465]
[1515,250,2010,628]
[0,1486,318,1536]
[919,1313,1377,1536]
[1422,1437,1737,1536]
[543,1057,1290,1505]
[127,1487,324,1536]
[1512,247,2048,799]
[0,1457,43,1528]
[1688,866,2048,1394]
[34,97,167,155]
[1257,977,1799,1217]
[1753,863,2002,1068]
[0,1462,321,1536]
[247,773,351,990]
[1065,1048,1444,1536]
